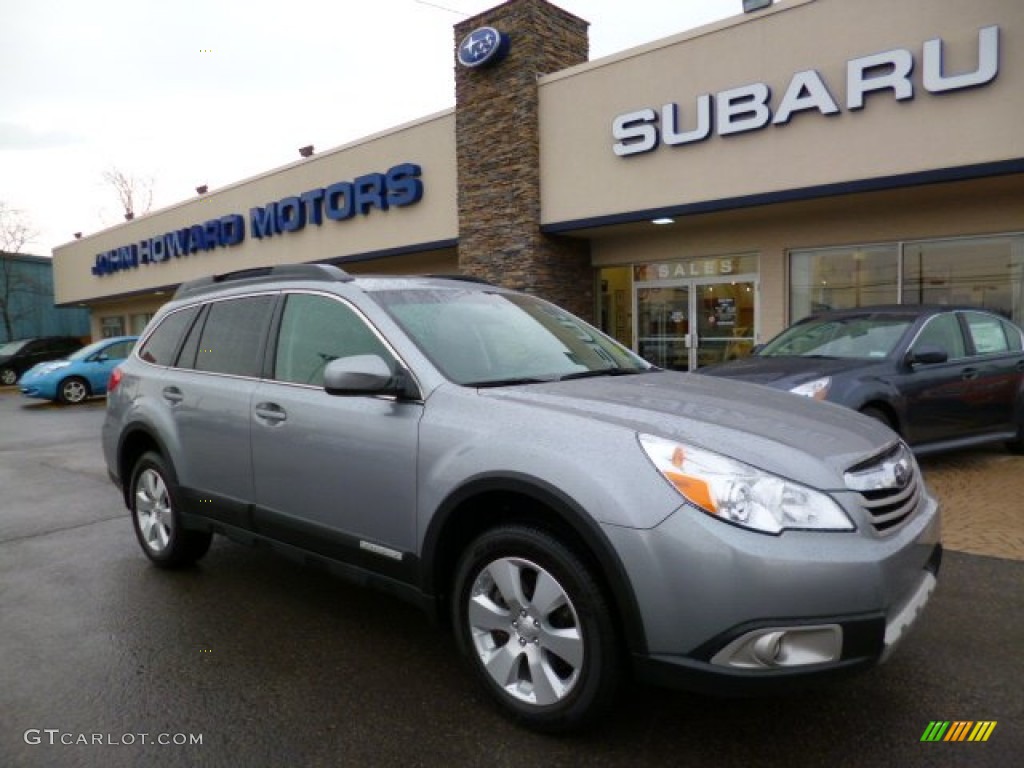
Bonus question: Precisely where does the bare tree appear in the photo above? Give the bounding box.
[0,202,44,341]
[102,166,154,221]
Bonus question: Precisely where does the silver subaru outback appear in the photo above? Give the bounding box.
[102,264,941,732]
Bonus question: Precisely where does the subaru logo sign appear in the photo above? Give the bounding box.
[458,26,510,69]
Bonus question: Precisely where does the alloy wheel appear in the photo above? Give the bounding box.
[466,556,584,706]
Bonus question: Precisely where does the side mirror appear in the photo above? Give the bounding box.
[323,355,404,396]
[906,344,948,366]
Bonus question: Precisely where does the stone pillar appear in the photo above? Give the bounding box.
[454,0,594,321]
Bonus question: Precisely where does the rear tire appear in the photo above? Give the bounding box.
[0,367,17,386]
[130,451,212,568]
[58,377,90,404]
[451,526,620,733]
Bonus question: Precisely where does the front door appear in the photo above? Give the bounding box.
[635,272,758,371]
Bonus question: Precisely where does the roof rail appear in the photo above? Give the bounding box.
[173,263,353,299]
[423,273,496,286]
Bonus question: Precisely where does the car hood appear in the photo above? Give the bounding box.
[483,371,895,487]
[22,360,70,378]
[698,356,890,388]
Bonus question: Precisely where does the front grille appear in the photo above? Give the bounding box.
[844,443,922,535]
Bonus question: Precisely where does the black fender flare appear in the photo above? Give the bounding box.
[420,472,649,655]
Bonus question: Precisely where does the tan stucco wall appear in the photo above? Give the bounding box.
[539,0,1023,225]
[591,175,1024,340]
[54,110,458,306]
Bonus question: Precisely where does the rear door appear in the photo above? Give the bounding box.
[958,311,1024,434]
[249,291,422,564]
[156,295,274,525]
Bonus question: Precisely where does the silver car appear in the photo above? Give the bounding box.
[102,264,941,732]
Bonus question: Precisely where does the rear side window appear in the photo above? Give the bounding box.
[273,293,391,386]
[138,306,200,366]
[964,312,1013,355]
[194,296,274,377]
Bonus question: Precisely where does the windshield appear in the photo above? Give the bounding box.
[759,315,913,359]
[66,339,114,361]
[0,339,31,356]
[376,288,652,385]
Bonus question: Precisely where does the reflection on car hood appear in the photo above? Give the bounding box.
[484,371,894,486]
[698,356,890,387]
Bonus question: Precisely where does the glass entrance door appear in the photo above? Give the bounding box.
[636,286,691,371]
[694,282,757,368]
[635,279,757,370]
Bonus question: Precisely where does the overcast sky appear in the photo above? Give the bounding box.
[1,0,743,255]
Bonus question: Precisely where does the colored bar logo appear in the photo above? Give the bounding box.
[921,721,997,742]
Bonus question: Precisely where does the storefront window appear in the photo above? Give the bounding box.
[789,245,898,322]
[598,267,632,348]
[790,234,1024,327]
[130,313,155,335]
[902,236,1024,325]
[101,316,125,338]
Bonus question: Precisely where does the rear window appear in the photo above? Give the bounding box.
[138,306,200,366]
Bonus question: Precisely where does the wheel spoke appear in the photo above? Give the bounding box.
[525,648,566,706]
[539,625,584,668]
[468,593,511,633]
[527,570,566,617]
[483,643,522,688]
[485,559,528,611]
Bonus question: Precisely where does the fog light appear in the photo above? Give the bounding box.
[711,625,842,669]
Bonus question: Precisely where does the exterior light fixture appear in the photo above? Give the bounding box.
[299,145,314,158]
[196,185,208,195]
[652,217,675,225]
[743,0,773,13]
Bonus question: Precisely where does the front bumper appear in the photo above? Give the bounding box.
[631,543,940,694]
[604,489,941,693]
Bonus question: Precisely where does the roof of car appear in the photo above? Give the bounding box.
[804,304,1001,319]
[172,264,501,301]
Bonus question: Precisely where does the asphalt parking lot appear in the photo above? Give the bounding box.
[1,388,1021,767]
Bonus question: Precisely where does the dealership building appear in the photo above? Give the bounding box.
[53,0,1023,370]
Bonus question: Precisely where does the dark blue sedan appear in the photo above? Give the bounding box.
[20,336,138,404]
[698,306,1024,456]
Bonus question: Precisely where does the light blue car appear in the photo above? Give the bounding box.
[20,336,138,404]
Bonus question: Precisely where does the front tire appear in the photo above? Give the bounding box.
[130,452,212,568]
[452,526,620,733]
[860,405,895,432]
[58,376,90,404]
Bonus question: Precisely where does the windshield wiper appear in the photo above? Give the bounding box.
[464,377,553,388]
[558,368,648,381]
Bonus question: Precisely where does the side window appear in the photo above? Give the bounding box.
[964,312,1011,355]
[138,306,200,366]
[273,294,391,386]
[912,314,965,360]
[195,296,274,377]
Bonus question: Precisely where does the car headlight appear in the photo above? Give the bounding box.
[638,434,854,534]
[789,376,830,400]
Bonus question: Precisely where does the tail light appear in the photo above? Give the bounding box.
[108,366,124,393]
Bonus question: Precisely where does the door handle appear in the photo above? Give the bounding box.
[162,386,184,405]
[960,368,979,381]
[254,402,287,424]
